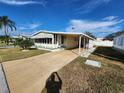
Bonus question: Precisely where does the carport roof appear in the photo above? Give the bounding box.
[32,30,95,40]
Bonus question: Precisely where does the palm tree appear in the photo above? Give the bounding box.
[0,16,16,45]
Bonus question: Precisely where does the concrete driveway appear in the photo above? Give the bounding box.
[2,50,78,93]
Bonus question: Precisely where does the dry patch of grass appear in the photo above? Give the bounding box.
[0,48,49,62]
[0,42,6,47]
[92,47,124,62]
[42,47,124,93]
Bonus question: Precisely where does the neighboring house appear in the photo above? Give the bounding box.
[94,38,113,47]
[11,35,30,39]
[11,35,31,45]
[31,30,95,54]
[113,33,124,52]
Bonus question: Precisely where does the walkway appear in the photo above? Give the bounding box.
[71,47,96,58]
[81,47,96,58]
[2,50,78,93]
[0,64,9,93]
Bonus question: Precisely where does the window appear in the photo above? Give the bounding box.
[35,39,41,43]
[114,39,116,45]
[118,37,124,46]
[122,37,124,46]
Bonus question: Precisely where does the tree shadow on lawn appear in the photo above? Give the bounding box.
[92,47,124,63]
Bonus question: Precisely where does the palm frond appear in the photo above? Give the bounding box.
[8,23,16,31]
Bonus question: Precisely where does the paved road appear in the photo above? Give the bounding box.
[0,64,9,93]
[3,50,78,93]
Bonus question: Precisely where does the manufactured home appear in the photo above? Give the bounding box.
[31,30,95,54]
[113,33,124,53]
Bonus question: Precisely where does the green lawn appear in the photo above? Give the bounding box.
[42,47,124,93]
[0,48,49,62]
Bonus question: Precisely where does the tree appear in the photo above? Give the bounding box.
[0,16,16,45]
[14,38,34,50]
[0,36,11,43]
[85,31,96,39]
[105,30,124,40]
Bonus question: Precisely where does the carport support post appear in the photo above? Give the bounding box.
[87,38,89,49]
[86,37,88,50]
[79,35,82,55]
[83,36,85,49]
[52,35,54,48]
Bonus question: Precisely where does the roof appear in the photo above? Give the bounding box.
[32,30,95,40]
[114,32,124,38]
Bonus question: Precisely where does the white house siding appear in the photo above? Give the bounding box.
[32,33,60,49]
[89,40,94,48]
[113,34,124,51]
[34,43,60,49]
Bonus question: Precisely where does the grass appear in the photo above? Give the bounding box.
[92,47,124,62]
[0,48,49,62]
[42,47,124,93]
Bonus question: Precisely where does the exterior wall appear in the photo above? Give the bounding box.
[34,34,79,49]
[33,33,59,49]
[113,34,124,51]
[63,35,79,49]
[34,43,60,49]
[89,40,94,48]
[32,32,94,50]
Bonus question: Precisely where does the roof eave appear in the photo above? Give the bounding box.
[31,30,95,40]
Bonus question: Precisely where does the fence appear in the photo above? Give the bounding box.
[94,41,113,47]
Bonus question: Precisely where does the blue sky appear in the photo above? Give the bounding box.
[0,0,124,37]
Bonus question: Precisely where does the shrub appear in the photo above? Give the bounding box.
[14,38,34,50]
[0,35,12,44]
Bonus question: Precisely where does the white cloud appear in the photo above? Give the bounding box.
[103,16,118,21]
[92,26,123,37]
[11,30,37,36]
[66,19,123,32]
[9,23,42,36]
[19,23,42,30]
[0,0,47,6]
[52,0,80,6]
[75,0,111,14]
[66,16,124,37]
